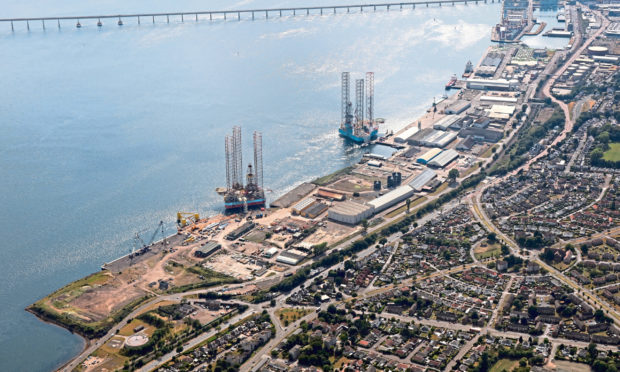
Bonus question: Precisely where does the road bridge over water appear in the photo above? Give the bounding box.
[1,0,503,32]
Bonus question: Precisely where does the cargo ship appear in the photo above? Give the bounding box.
[445,74,457,89]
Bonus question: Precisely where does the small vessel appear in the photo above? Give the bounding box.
[463,60,474,78]
[445,74,457,89]
[76,21,82,28]
[97,20,102,27]
[118,19,124,26]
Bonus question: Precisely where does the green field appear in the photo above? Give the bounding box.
[603,143,620,162]
[490,358,519,372]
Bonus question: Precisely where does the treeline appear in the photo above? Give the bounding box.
[490,107,564,177]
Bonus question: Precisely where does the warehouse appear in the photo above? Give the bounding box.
[300,202,328,219]
[417,148,443,165]
[465,78,519,91]
[291,198,315,215]
[480,95,519,104]
[409,129,457,148]
[276,251,305,265]
[194,241,221,258]
[428,149,460,168]
[226,222,255,240]
[445,100,471,115]
[263,247,279,258]
[433,115,461,131]
[408,169,437,191]
[328,201,374,225]
[317,188,346,201]
[459,128,503,143]
[394,126,420,143]
[368,185,415,213]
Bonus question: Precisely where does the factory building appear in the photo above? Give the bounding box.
[394,126,420,143]
[466,78,519,91]
[328,201,374,225]
[291,198,315,215]
[408,169,437,191]
[317,188,346,201]
[428,149,460,168]
[417,148,443,165]
[368,185,416,214]
[445,100,472,115]
[433,115,461,131]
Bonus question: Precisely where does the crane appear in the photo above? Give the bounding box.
[129,221,167,259]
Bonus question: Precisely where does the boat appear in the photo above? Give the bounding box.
[76,21,82,28]
[445,74,458,89]
[97,20,102,27]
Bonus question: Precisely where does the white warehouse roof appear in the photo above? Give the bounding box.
[394,126,420,143]
[368,185,415,213]
[409,169,437,191]
[428,149,460,168]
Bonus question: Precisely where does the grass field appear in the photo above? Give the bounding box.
[490,358,519,372]
[481,144,499,159]
[603,143,620,162]
[276,308,312,323]
[474,243,501,260]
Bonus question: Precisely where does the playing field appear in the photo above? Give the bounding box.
[603,143,620,162]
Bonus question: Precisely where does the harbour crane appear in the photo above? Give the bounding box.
[129,220,167,259]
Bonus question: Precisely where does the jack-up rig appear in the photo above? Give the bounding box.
[339,72,378,144]
[217,126,265,212]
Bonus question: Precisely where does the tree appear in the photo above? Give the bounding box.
[406,198,412,213]
[487,232,497,243]
[528,306,539,319]
[448,169,459,183]
[361,219,369,232]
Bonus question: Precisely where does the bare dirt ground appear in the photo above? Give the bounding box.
[303,221,358,247]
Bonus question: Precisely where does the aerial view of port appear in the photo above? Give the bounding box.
[3,0,620,371]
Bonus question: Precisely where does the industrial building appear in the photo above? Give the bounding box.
[394,126,420,143]
[291,198,315,215]
[409,129,457,148]
[408,169,437,191]
[194,242,221,258]
[300,202,328,219]
[263,247,279,258]
[445,100,472,115]
[465,78,519,91]
[276,251,305,265]
[480,95,519,104]
[417,148,443,165]
[459,128,503,143]
[433,115,461,131]
[428,149,460,168]
[317,188,346,201]
[368,185,415,214]
[328,201,374,225]
[226,222,255,240]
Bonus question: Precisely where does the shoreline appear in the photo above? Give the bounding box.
[22,7,522,371]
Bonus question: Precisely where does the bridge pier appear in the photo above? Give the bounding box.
[374,5,377,10]
[238,12,240,20]
[11,20,13,32]
[307,8,309,15]
[252,11,255,20]
[152,15,155,23]
[360,6,363,12]
[387,4,390,11]
[334,7,336,14]
[58,19,60,28]
[293,9,295,15]
[138,16,140,24]
[209,13,212,21]
[27,20,29,31]
[195,14,198,21]
[265,10,268,18]
[42,19,45,30]
[320,8,323,15]
[224,13,226,20]
[167,14,169,23]
[181,14,184,22]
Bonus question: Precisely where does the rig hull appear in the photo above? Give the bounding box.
[338,128,378,144]
[224,198,266,210]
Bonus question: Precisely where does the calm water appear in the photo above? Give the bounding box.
[0,1,501,370]
[521,9,570,49]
